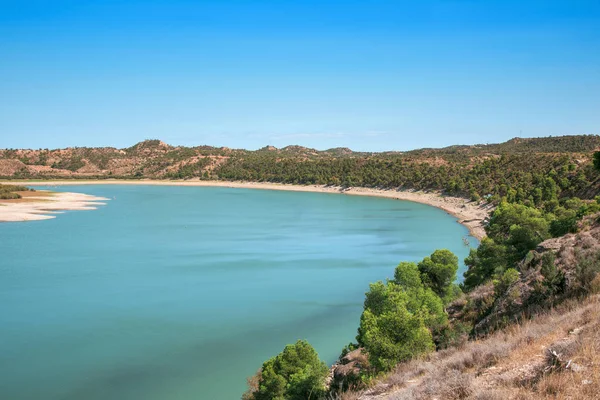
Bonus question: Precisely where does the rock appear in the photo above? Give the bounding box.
[329,348,369,391]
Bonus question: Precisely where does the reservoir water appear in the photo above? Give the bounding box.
[0,185,477,399]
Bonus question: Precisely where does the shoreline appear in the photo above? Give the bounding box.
[0,190,109,222]
[1,180,490,238]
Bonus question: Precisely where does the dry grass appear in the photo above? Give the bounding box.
[347,296,600,399]
[513,306,600,400]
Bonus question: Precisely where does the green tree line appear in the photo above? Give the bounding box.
[241,150,600,400]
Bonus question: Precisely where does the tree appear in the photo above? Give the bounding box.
[248,340,328,400]
[393,261,422,290]
[463,238,507,291]
[594,151,600,171]
[417,249,459,300]
[392,261,447,328]
[356,257,450,371]
[486,202,551,263]
[357,281,435,371]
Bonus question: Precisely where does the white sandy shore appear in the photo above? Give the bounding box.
[1,180,490,238]
[0,191,109,222]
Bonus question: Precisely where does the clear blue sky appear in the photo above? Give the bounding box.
[1,0,599,151]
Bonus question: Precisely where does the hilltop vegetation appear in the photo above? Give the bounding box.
[2,135,600,205]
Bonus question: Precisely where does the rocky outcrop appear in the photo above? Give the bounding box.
[329,349,370,392]
[450,214,600,337]
[0,159,26,176]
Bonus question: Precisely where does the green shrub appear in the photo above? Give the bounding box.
[493,268,520,298]
[356,252,456,371]
[593,151,600,171]
[417,249,459,301]
[0,184,32,199]
[247,340,328,400]
[51,157,85,171]
[463,238,507,291]
[550,213,578,237]
[357,284,435,371]
[433,321,472,350]
[0,192,21,199]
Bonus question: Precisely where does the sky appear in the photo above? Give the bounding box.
[0,0,599,151]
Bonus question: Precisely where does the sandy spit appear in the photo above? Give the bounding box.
[1,180,490,238]
[0,191,109,222]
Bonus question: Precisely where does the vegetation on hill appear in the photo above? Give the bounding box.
[216,149,599,203]
[356,251,457,372]
[352,295,600,399]
[407,135,600,157]
[1,135,600,206]
[241,143,600,400]
[245,213,600,399]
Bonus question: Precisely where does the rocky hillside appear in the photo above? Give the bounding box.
[447,213,600,338]
[336,214,600,399]
[2,135,599,181]
[0,140,235,178]
[0,139,367,179]
[346,295,600,400]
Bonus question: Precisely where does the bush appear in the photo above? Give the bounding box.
[463,238,507,291]
[0,184,31,199]
[51,157,85,171]
[493,268,520,298]
[434,321,471,350]
[0,192,21,199]
[356,253,456,371]
[593,151,600,171]
[550,214,578,237]
[357,287,434,371]
[417,249,459,301]
[246,340,328,400]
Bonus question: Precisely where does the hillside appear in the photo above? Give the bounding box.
[236,141,600,400]
[337,214,600,399]
[349,295,600,400]
[244,211,600,400]
[2,135,600,204]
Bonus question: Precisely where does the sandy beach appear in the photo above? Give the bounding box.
[0,180,490,238]
[0,190,109,222]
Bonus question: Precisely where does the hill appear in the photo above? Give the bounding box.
[2,135,600,204]
[337,213,600,399]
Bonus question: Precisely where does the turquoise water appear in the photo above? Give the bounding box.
[0,185,477,399]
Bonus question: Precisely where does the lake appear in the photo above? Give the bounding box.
[0,185,476,399]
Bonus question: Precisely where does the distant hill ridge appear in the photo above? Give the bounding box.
[4,134,600,155]
[1,135,600,202]
[408,135,600,156]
